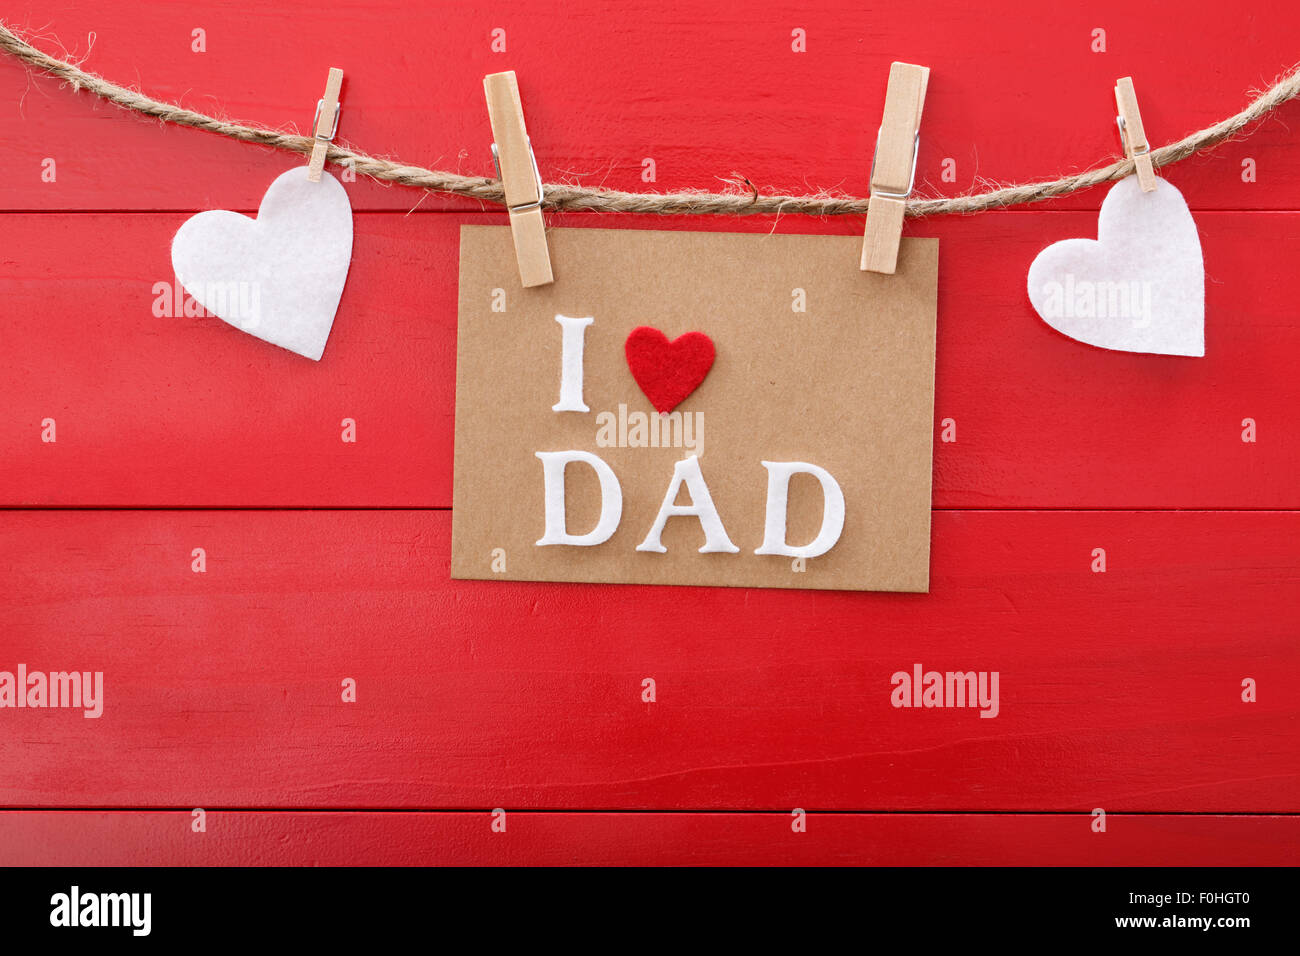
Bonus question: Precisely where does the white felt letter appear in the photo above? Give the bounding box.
[755,461,845,558]
[553,314,593,412]
[535,450,622,546]
[636,455,739,554]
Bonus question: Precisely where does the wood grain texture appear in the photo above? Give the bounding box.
[2,811,1295,866]
[1,211,1296,508]
[0,1,1298,213]
[2,510,1294,812]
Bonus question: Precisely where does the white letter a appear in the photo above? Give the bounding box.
[637,455,738,554]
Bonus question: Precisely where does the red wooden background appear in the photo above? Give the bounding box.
[1,0,1297,865]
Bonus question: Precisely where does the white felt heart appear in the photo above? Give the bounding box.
[1027,175,1204,356]
[171,167,353,361]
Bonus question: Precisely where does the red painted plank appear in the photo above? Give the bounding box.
[1,509,1295,812]
[1,212,1296,508]
[2,811,1289,868]
[0,212,458,507]
[0,811,1294,866]
[0,1,1297,213]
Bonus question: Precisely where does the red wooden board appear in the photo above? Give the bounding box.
[2,812,1296,866]
[1,0,1297,865]
[2,510,1295,812]
[1,1,1299,213]
[1,211,1296,508]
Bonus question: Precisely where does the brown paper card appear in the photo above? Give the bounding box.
[453,226,938,592]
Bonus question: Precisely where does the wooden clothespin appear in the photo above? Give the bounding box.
[1115,76,1157,192]
[484,71,553,288]
[862,62,929,275]
[307,67,343,182]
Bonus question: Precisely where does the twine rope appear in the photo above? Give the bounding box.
[3,22,1299,217]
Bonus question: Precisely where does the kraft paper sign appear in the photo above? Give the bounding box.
[452,226,938,592]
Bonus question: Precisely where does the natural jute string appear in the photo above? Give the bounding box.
[3,22,1299,217]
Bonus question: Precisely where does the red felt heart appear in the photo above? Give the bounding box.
[624,326,716,413]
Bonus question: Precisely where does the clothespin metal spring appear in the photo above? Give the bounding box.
[313,97,341,143]
[491,138,544,213]
[869,129,920,200]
